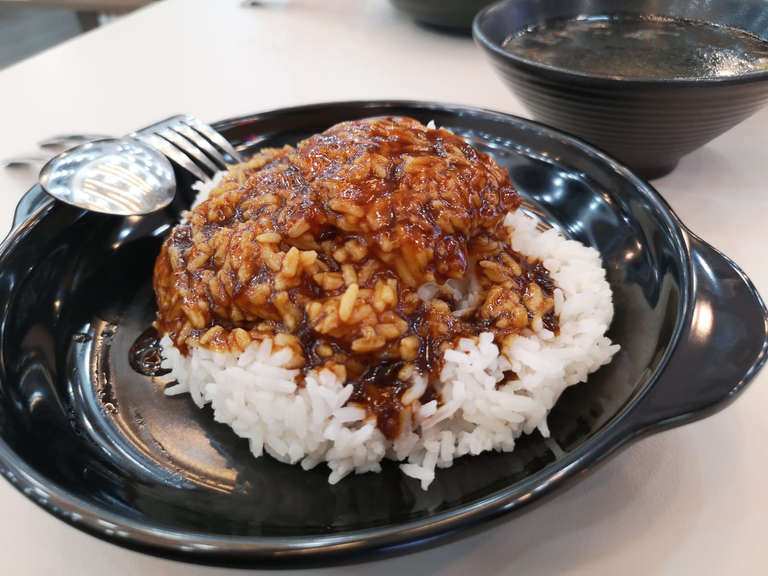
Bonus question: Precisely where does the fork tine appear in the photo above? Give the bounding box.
[182,115,244,163]
[131,114,240,182]
[159,128,219,175]
[131,133,209,182]
[172,123,229,170]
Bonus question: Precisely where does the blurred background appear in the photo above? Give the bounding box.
[0,0,158,69]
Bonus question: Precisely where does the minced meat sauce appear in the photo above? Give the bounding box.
[154,117,558,439]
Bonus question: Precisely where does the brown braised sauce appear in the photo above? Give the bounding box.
[154,117,559,440]
[129,326,171,377]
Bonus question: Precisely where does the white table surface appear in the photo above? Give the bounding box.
[1,1,766,574]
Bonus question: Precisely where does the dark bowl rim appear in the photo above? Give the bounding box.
[0,99,744,566]
[472,0,768,86]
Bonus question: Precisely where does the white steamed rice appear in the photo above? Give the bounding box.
[161,194,618,489]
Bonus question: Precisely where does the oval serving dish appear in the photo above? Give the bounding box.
[0,101,765,568]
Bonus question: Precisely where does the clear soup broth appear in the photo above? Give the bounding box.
[502,15,768,79]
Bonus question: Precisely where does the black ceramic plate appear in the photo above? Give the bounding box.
[0,102,766,568]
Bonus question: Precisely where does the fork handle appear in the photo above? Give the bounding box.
[38,134,110,148]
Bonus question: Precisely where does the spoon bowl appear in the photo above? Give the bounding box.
[39,138,176,216]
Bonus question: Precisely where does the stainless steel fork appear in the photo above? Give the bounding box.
[35,115,245,216]
[129,115,244,181]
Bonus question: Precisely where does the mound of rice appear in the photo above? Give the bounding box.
[161,207,618,490]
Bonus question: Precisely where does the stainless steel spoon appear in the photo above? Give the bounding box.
[39,138,176,216]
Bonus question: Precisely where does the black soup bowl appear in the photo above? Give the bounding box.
[390,0,496,30]
[473,0,768,179]
[0,101,766,567]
